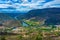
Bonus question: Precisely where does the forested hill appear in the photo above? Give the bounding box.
[0,8,60,25]
[20,8,60,25]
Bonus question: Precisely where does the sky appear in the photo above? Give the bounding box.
[0,0,60,13]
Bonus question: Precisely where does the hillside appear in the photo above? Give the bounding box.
[0,13,22,27]
[0,8,60,27]
[18,8,60,25]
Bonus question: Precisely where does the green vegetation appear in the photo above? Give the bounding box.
[1,26,60,40]
[0,19,60,40]
[0,36,6,40]
[0,8,60,40]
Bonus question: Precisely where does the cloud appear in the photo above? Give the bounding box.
[43,0,60,8]
[0,0,60,13]
[13,0,46,9]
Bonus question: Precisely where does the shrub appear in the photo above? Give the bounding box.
[18,35,23,40]
[1,36,6,40]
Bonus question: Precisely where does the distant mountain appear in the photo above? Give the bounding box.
[0,8,60,27]
[0,13,25,20]
[19,8,60,25]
